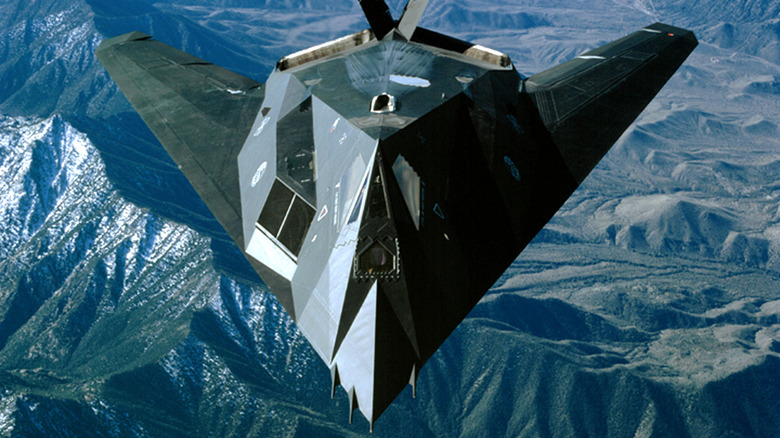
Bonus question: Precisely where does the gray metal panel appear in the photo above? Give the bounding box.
[96,32,265,248]
[292,100,378,357]
[289,35,503,141]
[397,0,429,40]
[292,99,377,287]
[276,97,316,205]
[237,72,292,252]
[331,281,379,422]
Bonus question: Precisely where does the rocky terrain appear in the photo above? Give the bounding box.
[0,0,777,436]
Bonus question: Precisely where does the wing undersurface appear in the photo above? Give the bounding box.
[526,23,697,182]
[96,32,265,248]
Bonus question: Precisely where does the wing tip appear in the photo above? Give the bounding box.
[97,31,152,55]
[645,22,698,47]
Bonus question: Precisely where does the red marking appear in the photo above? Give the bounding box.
[668,33,675,36]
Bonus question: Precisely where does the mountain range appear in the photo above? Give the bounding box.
[0,0,778,436]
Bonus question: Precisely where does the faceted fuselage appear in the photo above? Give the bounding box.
[237,31,577,423]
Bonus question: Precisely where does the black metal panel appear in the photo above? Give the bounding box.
[257,179,295,237]
[370,286,420,423]
[358,0,395,39]
[334,158,401,359]
[366,172,390,221]
[297,36,495,142]
[358,241,395,274]
[526,23,698,182]
[354,237,399,280]
[277,196,315,256]
[277,97,316,205]
[410,27,474,55]
[377,92,523,360]
[247,257,296,321]
[466,69,579,246]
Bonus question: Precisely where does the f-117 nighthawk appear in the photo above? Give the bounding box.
[96,0,697,429]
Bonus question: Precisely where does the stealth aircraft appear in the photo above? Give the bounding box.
[96,0,697,428]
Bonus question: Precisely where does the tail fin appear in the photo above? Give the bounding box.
[358,0,394,39]
[397,0,429,39]
[358,0,429,40]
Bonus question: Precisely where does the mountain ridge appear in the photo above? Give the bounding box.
[0,0,777,435]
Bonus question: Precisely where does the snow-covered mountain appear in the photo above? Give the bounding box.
[0,0,777,436]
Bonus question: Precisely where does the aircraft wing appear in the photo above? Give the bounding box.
[525,23,697,182]
[96,32,265,248]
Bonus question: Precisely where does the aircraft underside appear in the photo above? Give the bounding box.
[96,0,697,428]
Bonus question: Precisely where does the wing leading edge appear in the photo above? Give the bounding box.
[96,32,265,248]
[525,23,698,182]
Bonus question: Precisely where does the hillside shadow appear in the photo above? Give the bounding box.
[68,113,261,284]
